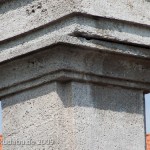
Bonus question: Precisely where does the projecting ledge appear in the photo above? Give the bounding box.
[0,44,150,99]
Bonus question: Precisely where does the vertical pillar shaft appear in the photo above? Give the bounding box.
[2,82,145,149]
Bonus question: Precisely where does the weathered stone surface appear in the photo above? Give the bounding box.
[2,82,145,150]
[1,0,150,42]
[0,0,149,149]
[0,46,150,98]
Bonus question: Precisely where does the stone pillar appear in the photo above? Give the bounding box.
[0,0,150,149]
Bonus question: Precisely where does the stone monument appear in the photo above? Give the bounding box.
[0,0,150,149]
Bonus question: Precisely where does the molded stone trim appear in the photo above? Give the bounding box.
[0,13,150,65]
[0,69,148,99]
[0,45,150,98]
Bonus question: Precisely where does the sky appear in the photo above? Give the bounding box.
[0,95,149,134]
[145,94,150,133]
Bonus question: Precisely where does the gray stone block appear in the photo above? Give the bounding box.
[0,0,149,149]
[2,82,145,150]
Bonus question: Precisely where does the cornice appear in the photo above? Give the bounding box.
[0,44,150,98]
[0,13,150,98]
[0,69,149,99]
[0,13,150,65]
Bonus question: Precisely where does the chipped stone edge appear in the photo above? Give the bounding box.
[1,13,150,66]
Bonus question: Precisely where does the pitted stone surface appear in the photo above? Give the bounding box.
[0,46,150,98]
[1,0,150,42]
[0,1,149,150]
[2,82,145,150]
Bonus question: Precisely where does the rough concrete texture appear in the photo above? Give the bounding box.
[2,82,145,150]
[0,46,150,98]
[0,1,150,65]
[1,0,150,42]
[0,0,150,149]
[0,0,150,64]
